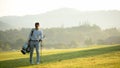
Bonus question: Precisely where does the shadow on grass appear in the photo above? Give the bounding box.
[0,45,120,68]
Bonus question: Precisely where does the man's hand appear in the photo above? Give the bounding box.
[39,39,42,42]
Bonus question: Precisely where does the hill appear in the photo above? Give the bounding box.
[0,8,120,30]
[0,21,12,30]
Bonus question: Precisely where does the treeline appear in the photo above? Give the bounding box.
[0,24,120,51]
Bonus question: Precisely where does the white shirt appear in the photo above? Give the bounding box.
[28,28,43,41]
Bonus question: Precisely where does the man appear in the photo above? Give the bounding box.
[28,22,43,64]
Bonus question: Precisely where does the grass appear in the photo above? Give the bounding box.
[0,45,120,68]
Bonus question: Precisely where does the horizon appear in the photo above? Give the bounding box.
[0,8,120,17]
[0,23,119,31]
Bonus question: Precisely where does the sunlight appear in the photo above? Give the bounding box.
[0,0,120,16]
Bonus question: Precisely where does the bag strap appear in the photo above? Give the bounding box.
[31,29,34,36]
[28,29,34,46]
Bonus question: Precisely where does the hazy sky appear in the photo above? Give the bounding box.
[0,0,120,17]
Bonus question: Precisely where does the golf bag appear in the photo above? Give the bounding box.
[21,29,34,55]
[21,43,30,54]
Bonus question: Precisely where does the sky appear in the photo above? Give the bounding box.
[0,0,120,17]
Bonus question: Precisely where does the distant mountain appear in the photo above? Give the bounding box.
[0,21,12,30]
[0,8,120,30]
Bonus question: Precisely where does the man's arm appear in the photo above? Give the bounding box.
[39,30,43,42]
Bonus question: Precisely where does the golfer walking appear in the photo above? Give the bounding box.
[28,22,43,64]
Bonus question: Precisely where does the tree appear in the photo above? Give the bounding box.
[84,38,93,45]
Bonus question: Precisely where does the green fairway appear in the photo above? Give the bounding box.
[0,45,120,68]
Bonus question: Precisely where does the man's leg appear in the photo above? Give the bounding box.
[35,42,40,64]
[30,41,34,64]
